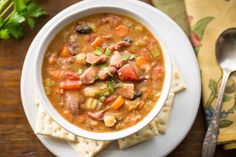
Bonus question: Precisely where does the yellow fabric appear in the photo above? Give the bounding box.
[184,0,236,149]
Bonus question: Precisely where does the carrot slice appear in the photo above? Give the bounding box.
[115,25,129,37]
[61,47,70,58]
[136,56,148,68]
[91,37,103,47]
[111,95,125,110]
[59,80,82,90]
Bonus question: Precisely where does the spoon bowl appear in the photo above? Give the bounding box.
[216,28,236,70]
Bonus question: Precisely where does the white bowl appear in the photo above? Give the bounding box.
[35,0,172,141]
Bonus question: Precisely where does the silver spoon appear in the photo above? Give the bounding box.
[202,28,236,157]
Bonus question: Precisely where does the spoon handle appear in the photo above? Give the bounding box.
[202,69,231,157]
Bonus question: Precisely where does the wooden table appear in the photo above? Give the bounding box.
[1,0,236,156]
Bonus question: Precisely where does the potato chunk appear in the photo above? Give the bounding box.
[83,86,100,97]
[75,53,86,64]
[104,115,117,127]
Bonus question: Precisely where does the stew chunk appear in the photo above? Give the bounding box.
[65,91,83,114]
[117,63,139,81]
[80,67,99,84]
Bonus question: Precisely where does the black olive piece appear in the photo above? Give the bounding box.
[122,37,133,44]
[76,25,92,34]
[132,91,142,100]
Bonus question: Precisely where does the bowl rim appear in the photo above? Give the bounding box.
[35,2,172,141]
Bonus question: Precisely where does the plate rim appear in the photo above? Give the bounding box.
[20,0,201,156]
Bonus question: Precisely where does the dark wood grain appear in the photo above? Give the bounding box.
[1,0,236,157]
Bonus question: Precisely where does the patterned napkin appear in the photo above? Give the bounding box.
[152,0,236,150]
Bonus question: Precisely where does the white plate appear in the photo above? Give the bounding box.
[20,0,201,157]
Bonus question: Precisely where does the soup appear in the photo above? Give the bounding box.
[42,13,165,132]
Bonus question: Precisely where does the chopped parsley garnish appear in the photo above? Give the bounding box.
[44,78,55,86]
[98,62,108,68]
[95,47,103,56]
[45,87,51,95]
[122,53,130,61]
[99,96,106,102]
[106,80,116,93]
[93,73,99,80]
[104,91,110,96]
[104,48,111,56]
[94,92,100,97]
[90,63,96,67]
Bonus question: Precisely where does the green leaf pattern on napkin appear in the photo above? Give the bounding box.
[190,16,214,55]
[205,77,236,128]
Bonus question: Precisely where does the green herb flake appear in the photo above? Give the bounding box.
[93,73,99,80]
[94,92,100,97]
[45,87,51,95]
[105,48,111,56]
[99,96,106,102]
[44,78,55,86]
[106,80,116,93]
[99,62,108,68]
[90,63,96,67]
[95,47,103,56]
[104,91,110,96]
[122,53,130,61]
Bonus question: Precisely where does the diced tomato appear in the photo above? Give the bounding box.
[59,80,82,90]
[117,63,139,81]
